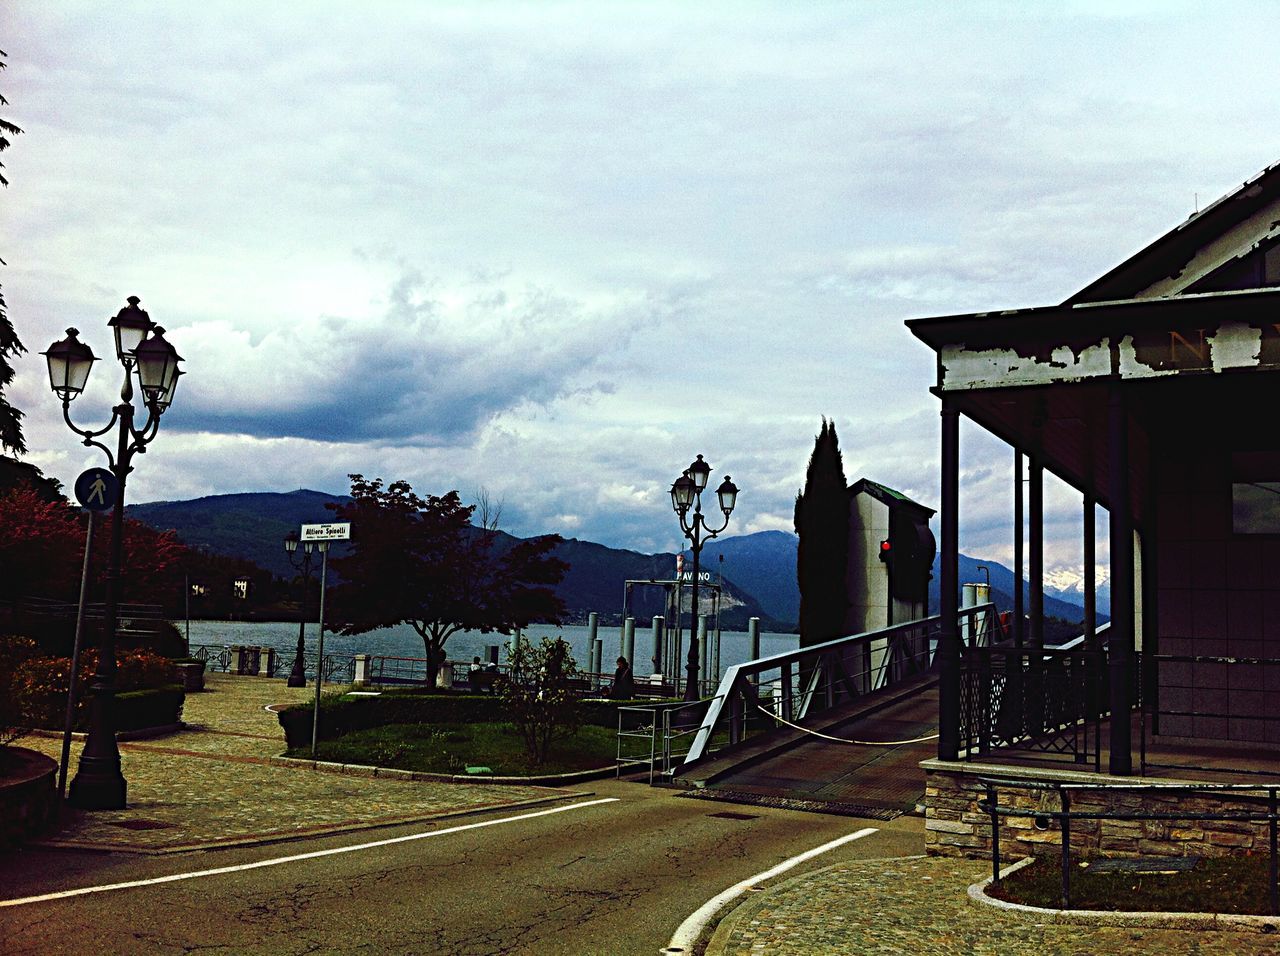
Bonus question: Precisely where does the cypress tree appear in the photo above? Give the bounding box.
[794,419,849,647]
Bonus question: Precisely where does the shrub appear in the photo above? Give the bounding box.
[12,647,179,731]
[498,634,582,765]
[115,685,184,730]
[0,635,39,745]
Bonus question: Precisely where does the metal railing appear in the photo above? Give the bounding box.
[960,627,1111,770]
[980,777,1280,913]
[189,643,232,672]
[681,603,997,769]
[615,699,714,783]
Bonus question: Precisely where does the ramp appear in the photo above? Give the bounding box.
[677,682,938,819]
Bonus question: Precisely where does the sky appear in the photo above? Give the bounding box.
[5,1,1280,573]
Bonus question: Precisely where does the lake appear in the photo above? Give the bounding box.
[184,618,799,684]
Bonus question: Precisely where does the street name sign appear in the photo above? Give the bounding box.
[300,522,351,542]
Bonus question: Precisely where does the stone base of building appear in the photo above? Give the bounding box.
[923,758,1270,861]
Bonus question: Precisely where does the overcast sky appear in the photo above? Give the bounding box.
[5,1,1280,572]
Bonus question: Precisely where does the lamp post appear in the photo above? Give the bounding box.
[43,297,183,809]
[670,454,738,701]
[283,531,319,687]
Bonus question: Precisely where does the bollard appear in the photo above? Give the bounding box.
[588,612,600,688]
[697,615,709,693]
[748,617,760,661]
[623,616,635,665]
[651,615,664,676]
[353,654,371,687]
[591,638,603,690]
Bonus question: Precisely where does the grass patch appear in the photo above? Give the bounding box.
[286,721,618,776]
[989,854,1277,915]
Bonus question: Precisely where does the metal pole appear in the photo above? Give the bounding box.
[59,512,97,802]
[69,405,132,810]
[184,568,190,651]
[1029,457,1044,647]
[651,615,663,676]
[623,616,635,665]
[1108,382,1134,775]
[311,545,329,757]
[1014,451,1024,647]
[685,537,702,701]
[588,611,600,685]
[748,617,760,661]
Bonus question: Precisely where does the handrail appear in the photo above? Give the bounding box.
[979,776,1280,913]
[682,603,998,767]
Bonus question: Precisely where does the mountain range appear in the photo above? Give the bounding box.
[127,489,1102,632]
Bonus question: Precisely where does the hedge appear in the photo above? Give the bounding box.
[276,689,665,749]
[114,685,185,732]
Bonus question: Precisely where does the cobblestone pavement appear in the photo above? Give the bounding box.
[705,855,1280,955]
[27,673,578,853]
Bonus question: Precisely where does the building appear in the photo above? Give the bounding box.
[908,160,1280,857]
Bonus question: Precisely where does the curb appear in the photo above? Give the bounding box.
[266,754,619,786]
[28,723,187,743]
[967,857,1280,933]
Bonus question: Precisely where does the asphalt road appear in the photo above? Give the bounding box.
[0,777,924,955]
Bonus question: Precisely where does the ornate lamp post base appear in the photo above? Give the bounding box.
[67,690,127,809]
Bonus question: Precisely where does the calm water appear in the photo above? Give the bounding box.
[184,619,798,683]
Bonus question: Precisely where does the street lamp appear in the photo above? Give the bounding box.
[42,296,183,810]
[670,454,739,701]
[283,531,325,688]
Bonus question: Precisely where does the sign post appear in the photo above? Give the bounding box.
[301,522,350,756]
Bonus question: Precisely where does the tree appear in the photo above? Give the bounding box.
[499,633,581,765]
[0,48,26,456]
[327,475,568,686]
[793,419,850,647]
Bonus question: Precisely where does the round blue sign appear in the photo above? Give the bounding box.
[75,467,119,512]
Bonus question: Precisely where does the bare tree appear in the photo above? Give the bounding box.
[473,486,505,532]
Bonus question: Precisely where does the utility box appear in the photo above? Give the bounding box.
[846,478,936,634]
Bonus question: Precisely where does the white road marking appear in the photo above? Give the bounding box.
[663,826,879,954]
[0,797,619,909]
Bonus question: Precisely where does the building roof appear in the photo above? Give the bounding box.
[849,477,935,517]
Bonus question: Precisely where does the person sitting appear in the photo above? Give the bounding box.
[610,656,635,699]
[468,656,483,693]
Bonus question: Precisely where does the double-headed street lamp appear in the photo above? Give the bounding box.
[283,531,326,687]
[43,296,183,810]
[670,454,738,701]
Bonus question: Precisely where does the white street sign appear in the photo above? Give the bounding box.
[300,522,351,542]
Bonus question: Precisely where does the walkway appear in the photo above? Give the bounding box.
[705,855,1280,955]
[20,673,579,853]
[680,682,939,819]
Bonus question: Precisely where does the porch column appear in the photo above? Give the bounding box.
[1084,495,1096,647]
[938,398,961,761]
[1029,457,1044,647]
[1013,451,1024,647]
[1108,382,1134,775]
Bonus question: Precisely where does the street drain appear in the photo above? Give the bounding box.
[107,819,176,830]
[707,811,759,821]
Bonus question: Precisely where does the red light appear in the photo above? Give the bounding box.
[879,539,891,562]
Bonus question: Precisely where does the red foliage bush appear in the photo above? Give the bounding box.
[12,647,176,730]
[0,635,39,745]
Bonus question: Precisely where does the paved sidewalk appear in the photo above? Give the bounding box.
[24,673,580,853]
[704,855,1280,955]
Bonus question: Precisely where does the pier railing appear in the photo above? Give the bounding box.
[681,603,997,768]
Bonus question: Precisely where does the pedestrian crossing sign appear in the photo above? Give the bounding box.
[75,467,118,512]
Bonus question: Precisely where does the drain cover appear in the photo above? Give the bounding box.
[1089,856,1199,874]
[107,819,176,831]
[708,811,760,821]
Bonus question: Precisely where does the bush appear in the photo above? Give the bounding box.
[498,635,582,765]
[11,647,179,731]
[0,635,39,745]
[115,685,184,731]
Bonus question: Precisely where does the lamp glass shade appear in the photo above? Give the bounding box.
[284,532,299,554]
[716,475,739,516]
[109,296,152,361]
[670,473,696,513]
[687,454,711,491]
[135,327,183,406]
[317,540,330,554]
[42,328,97,400]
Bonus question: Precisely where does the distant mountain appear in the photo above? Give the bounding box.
[929,553,1107,628]
[684,530,799,626]
[127,490,350,579]
[127,490,782,629]
[1043,566,1112,615]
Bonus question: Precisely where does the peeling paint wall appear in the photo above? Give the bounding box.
[939,320,1280,391]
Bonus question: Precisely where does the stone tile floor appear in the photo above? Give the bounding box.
[706,855,1280,955]
[24,672,577,853]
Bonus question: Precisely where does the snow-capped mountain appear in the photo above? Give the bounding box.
[1044,566,1111,614]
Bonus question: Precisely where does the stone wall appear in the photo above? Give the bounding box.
[0,746,58,848]
[924,758,1272,861]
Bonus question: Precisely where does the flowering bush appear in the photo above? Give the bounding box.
[11,647,176,731]
[0,635,39,746]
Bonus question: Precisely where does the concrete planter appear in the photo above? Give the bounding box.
[175,661,206,692]
[0,746,58,848]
